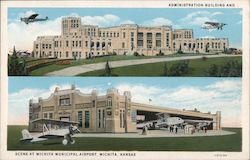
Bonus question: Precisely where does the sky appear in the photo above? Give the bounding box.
[7,8,242,52]
[8,77,242,128]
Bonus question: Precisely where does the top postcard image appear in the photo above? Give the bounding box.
[7,8,242,77]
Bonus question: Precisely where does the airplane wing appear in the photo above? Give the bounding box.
[205,22,219,26]
[28,14,39,20]
[31,118,79,126]
[184,119,216,125]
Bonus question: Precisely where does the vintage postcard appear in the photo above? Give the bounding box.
[1,0,249,160]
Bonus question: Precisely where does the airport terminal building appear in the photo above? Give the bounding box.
[32,17,229,59]
[28,85,221,133]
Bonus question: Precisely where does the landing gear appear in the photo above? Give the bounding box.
[62,139,68,145]
[62,134,75,145]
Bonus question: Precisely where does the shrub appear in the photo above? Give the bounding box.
[133,52,139,56]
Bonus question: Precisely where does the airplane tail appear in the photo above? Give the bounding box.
[20,129,33,142]
[46,16,48,20]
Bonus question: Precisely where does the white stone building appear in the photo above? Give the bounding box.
[33,17,229,59]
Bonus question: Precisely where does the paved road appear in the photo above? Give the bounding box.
[46,54,241,76]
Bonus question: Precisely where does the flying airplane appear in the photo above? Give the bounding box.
[20,118,80,145]
[20,13,48,24]
[202,22,227,30]
[136,113,184,130]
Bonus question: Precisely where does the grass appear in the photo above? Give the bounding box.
[28,53,214,76]
[8,125,241,151]
[79,56,242,76]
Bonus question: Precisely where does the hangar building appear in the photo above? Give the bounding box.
[28,85,221,132]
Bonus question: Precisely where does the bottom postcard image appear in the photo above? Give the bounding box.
[4,77,244,159]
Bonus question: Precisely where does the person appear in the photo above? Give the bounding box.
[169,126,172,132]
[142,126,147,135]
[175,126,178,134]
[204,126,207,133]
[173,125,176,134]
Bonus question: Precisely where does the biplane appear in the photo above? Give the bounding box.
[20,118,80,145]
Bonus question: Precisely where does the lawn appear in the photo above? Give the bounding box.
[28,53,214,76]
[8,125,241,151]
[79,56,242,76]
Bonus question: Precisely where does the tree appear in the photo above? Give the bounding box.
[207,60,242,77]
[163,62,168,76]
[104,60,112,76]
[168,60,189,76]
[8,46,28,76]
[207,64,219,76]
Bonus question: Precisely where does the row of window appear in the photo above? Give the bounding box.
[98,31,120,38]
[77,111,90,128]
[43,112,53,119]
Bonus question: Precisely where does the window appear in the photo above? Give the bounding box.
[78,111,83,127]
[44,113,48,118]
[107,98,112,107]
[102,109,105,128]
[85,41,88,47]
[79,41,82,47]
[120,110,125,128]
[123,32,126,38]
[36,44,39,49]
[49,113,53,119]
[122,42,125,48]
[147,33,152,49]
[98,109,101,128]
[85,111,90,128]
[59,98,70,106]
[66,41,69,47]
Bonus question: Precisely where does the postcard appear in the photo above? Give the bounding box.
[1,0,249,160]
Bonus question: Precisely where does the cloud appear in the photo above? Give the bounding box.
[206,80,241,92]
[81,14,120,27]
[142,17,173,26]
[236,20,242,24]
[179,11,223,26]
[120,20,136,25]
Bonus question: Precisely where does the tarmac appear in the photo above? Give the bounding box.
[46,54,241,76]
[73,129,236,138]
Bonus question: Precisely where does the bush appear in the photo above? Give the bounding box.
[177,50,184,54]
[168,60,189,76]
[202,56,207,61]
[56,60,71,65]
[207,60,242,77]
[133,52,139,56]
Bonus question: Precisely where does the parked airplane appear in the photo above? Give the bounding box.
[136,113,184,129]
[137,113,215,131]
[202,22,227,30]
[20,13,48,24]
[20,118,80,145]
[183,119,216,130]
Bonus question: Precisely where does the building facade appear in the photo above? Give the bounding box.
[33,17,229,59]
[29,86,221,133]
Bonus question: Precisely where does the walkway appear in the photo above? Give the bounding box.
[73,129,236,138]
[46,54,241,76]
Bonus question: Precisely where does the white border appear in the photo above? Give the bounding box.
[1,0,249,160]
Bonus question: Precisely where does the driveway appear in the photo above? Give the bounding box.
[46,54,241,76]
